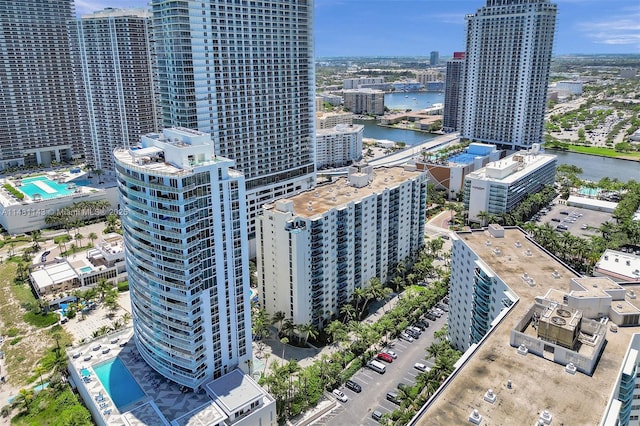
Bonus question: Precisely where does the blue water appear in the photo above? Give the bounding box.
[80,266,92,273]
[357,120,437,146]
[448,153,478,164]
[18,176,78,200]
[81,368,91,377]
[94,357,145,410]
[384,91,444,111]
[579,187,601,196]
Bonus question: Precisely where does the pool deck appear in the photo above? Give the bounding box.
[68,329,225,426]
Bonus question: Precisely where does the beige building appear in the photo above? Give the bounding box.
[316,124,364,169]
[315,112,354,130]
[343,89,385,116]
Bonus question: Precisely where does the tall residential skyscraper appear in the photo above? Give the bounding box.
[115,128,252,389]
[443,52,465,133]
[429,51,439,66]
[0,0,82,169]
[70,8,159,174]
[151,1,316,250]
[459,0,557,150]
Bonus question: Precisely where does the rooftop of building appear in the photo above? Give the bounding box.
[114,128,235,177]
[82,7,150,19]
[417,227,638,426]
[205,369,265,413]
[265,166,423,219]
[465,148,556,183]
[594,248,640,282]
[316,123,364,136]
[342,88,384,94]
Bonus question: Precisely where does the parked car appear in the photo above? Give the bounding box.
[551,218,561,222]
[411,322,426,331]
[386,391,400,405]
[416,320,430,329]
[408,326,422,335]
[399,332,414,342]
[397,382,410,391]
[332,389,348,402]
[384,349,398,359]
[405,329,420,339]
[377,352,394,363]
[372,410,383,421]
[345,379,362,393]
[425,313,437,321]
[414,363,428,372]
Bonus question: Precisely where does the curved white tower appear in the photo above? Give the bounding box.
[115,127,251,389]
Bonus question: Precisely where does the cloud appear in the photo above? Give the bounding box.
[576,12,640,48]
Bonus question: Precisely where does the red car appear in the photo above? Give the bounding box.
[377,352,393,363]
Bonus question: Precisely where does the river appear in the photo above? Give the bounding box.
[359,96,638,182]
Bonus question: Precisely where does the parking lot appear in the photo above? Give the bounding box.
[315,312,448,425]
[534,199,613,237]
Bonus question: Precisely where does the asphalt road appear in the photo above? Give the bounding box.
[315,313,448,426]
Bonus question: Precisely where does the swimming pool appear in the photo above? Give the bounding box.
[80,266,93,273]
[93,357,145,410]
[579,187,601,197]
[17,176,76,200]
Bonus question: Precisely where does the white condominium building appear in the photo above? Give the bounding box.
[150,1,316,249]
[0,0,82,168]
[460,0,557,150]
[115,128,252,389]
[316,124,364,169]
[343,77,385,90]
[257,164,426,330]
[70,8,159,174]
[412,225,640,425]
[463,146,556,224]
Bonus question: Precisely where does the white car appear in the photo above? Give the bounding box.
[414,363,428,372]
[384,349,398,359]
[399,332,414,342]
[332,389,348,402]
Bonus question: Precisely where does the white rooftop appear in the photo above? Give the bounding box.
[205,369,265,414]
[595,249,640,283]
[30,261,79,292]
[466,150,556,184]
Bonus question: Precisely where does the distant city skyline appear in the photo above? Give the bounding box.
[75,0,640,56]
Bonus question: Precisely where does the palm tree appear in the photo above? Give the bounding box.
[271,311,286,336]
[325,320,348,348]
[279,337,289,360]
[30,230,41,251]
[339,303,356,322]
[281,319,295,339]
[351,287,367,317]
[87,232,98,247]
[296,323,318,347]
[476,210,489,226]
[74,233,84,248]
[11,388,34,413]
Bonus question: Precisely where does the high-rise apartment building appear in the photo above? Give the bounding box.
[429,51,439,66]
[115,128,252,389]
[343,89,385,116]
[315,124,364,169]
[151,1,316,250]
[257,165,426,330]
[443,52,465,132]
[70,8,159,174]
[459,0,557,150]
[0,0,82,169]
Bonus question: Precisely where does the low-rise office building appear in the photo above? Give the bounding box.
[594,249,640,283]
[463,146,556,224]
[257,164,426,330]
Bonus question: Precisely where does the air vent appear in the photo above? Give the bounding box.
[514,241,522,248]
[565,362,576,375]
[556,308,571,318]
[551,316,566,326]
[524,249,532,256]
[517,344,528,355]
[485,240,492,246]
[483,389,496,404]
[538,410,553,425]
[629,290,637,299]
[468,409,482,425]
[551,270,561,279]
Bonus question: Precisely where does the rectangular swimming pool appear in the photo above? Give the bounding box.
[93,357,145,410]
[18,176,74,200]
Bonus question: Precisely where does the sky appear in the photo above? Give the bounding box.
[75,0,640,57]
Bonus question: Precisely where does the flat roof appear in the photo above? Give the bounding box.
[30,261,79,290]
[205,369,264,413]
[266,167,423,219]
[567,195,619,210]
[416,227,637,425]
[595,249,640,282]
[466,152,555,184]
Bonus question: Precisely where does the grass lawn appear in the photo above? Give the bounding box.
[556,144,640,161]
[0,262,72,385]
